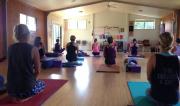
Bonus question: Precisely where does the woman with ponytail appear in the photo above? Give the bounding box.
[147,32,180,105]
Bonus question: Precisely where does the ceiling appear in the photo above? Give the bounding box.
[18,0,176,18]
[52,2,172,18]
[19,0,180,11]
[19,0,103,11]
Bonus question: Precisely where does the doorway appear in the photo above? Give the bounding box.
[52,24,61,49]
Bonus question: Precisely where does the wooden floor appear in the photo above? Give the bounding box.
[0,52,150,106]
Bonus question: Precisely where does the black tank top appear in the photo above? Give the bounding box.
[7,43,36,94]
[66,42,77,62]
[151,54,180,104]
[131,43,137,56]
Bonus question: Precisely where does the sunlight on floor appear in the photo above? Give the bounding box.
[49,74,61,79]
[74,59,90,95]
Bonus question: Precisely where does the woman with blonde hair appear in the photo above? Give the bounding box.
[66,35,79,62]
[147,32,180,105]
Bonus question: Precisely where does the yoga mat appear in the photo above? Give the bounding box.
[0,79,68,106]
[62,61,83,67]
[128,81,180,106]
[96,64,120,73]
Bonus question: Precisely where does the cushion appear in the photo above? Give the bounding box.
[126,64,141,73]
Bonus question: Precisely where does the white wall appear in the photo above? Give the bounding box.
[47,11,160,51]
[65,15,93,50]
[64,10,129,50]
[94,10,129,41]
[129,14,160,45]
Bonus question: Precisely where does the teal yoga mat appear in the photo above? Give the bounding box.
[128,81,180,106]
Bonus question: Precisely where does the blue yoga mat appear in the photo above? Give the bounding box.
[77,57,84,61]
[62,61,82,67]
[128,81,180,106]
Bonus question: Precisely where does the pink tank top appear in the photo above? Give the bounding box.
[92,43,99,52]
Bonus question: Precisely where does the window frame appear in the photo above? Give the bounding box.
[68,19,78,29]
[134,19,155,30]
[68,19,87,30]
[20,13,37,32]
[78,20,87,29]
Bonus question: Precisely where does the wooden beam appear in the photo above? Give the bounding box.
[111,0,173,10]
[161,12,175,21]
[48,0,173,13]
[48,0,104,12]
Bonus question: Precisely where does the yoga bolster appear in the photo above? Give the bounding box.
[128,55,144,58]
[77,53,84,57]
[41,60,53,69]
[41,59,62,69]
[52,60,62,67]
[128,59,137,65]
[62,61,82,67]
[126,64,141,73]
[45,52,60,57]
[77,57,84,61]
[124,58,137,64]
[62,63,76,67]
[78,51,90,57]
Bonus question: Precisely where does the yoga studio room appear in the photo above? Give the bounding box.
[0,0,180,106]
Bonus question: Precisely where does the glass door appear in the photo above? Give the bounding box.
[52,24,61,49]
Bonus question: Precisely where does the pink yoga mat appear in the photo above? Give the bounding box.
[0,79,67,106]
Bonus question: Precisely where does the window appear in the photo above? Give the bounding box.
[52,24,61,47]
[78,20,86,29]
[68,20,77,29]
[134,20,155,29]
[134,21,144,29]
[20,13,36,31]
[68,19,87,29]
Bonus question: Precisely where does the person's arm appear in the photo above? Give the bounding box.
[32,47,41,79]
[129,43,132,53]
[147,54,155,83]
[114,47,116,58]
[76,43,79,54]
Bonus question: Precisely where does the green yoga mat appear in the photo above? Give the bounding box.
[128,81,180,106]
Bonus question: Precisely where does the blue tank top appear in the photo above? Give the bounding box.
[150,54,179,104]
[7,43,36,94]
